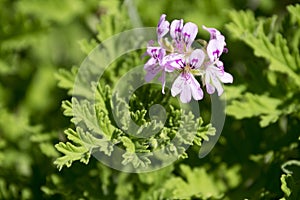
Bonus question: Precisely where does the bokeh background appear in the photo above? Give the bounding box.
[0,0,299,199]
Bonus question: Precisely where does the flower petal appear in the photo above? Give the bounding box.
[157,14,170,40]
[144,57,157,69]
[219,72,233,83]
[211,74,224,96]
[171,74,184,97]
[180,82,192,103]
[215,60,224,71]
[202,25,221,40]
[182,22,198,48]
[165,53,185,72]
[206,83,215,94]
[206,39,225,61]
[204,70,215,94]
[170,19,183,41]
[145,64,161,82]
[190,75,203,100]
[189,49,205,69]
[146,46,160,57]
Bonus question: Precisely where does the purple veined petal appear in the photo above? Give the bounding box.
[202,25,221,40]
[203,25,226,48]
[146,46,159,57]
[219,71,233,83]
[145,64,162,82]
[180,82,192,103]
[157,48,166,61]
[189,49,205,69]
[144,57,157,69]
[170,19,183,41]
[206,39,225,61]
[189,74,203,100]
[146,47,166,64]
[171,74,185,97]
[182,22,198,49]
[158,14,167,27]
[142,40,155,59]
[157,14,170,40]
[164,53,185,72]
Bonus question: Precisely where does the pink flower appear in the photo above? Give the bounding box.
[202,26,233,96]
[143,15,234,102]
[168,49,205,103]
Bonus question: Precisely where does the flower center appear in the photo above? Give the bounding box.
[183,64,192,74]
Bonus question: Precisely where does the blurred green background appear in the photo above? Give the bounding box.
[0,0,299,199]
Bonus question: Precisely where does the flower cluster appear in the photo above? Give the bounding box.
[144,14,233,103]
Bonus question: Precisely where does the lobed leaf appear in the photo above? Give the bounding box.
[226,93,281,127]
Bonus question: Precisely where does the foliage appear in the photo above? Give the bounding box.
[226,6,300,127]
[223,4,300,199]
[1,0,300,199]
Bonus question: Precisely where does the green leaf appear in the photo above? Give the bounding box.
[54,127,114,170]
[55,67,77,94]
[226,10,300,86]
[120,136,135,153]
[287,4,300,25]
[121,152,151,168]
[226,93,281,127]
[54,129,90,171]
[61,100,73,117]
[163,165,224,199]
[196,118,216,144]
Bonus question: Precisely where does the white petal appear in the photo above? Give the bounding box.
[182,22,198,48]
[157,14,170,39]
[180,82,191,103]
[211,75,224,96]
[170,19,183,41]
[219,72,233,83]
[171,75,184,97]
[206,83,215,94]
[204,70,211,86]
[146,46,160,57]
[144,58,156,69]
[190,75,203,100]
[189,49,205,69]
[202,25,221,40]
[165,54,185,72]
[207,39,225,61]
